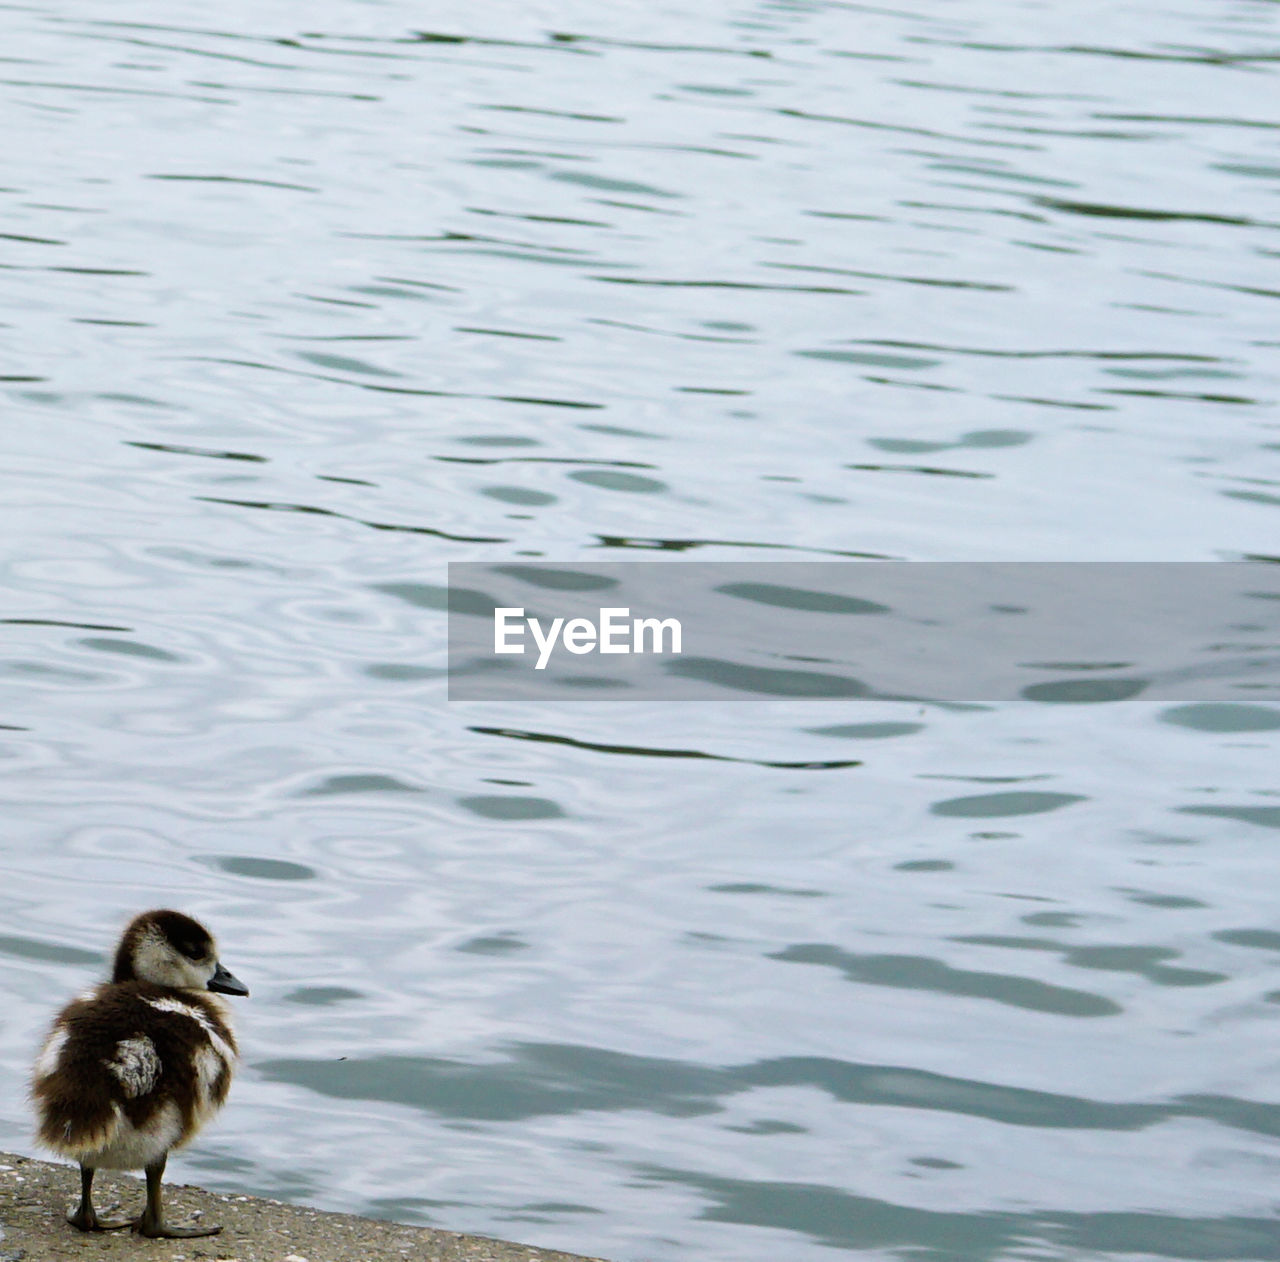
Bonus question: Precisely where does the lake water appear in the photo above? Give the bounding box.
[2,0,1279,1259]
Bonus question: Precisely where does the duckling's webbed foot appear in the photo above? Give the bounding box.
[132,1156,223,1239]
[134,1218,223,1239]
[68,1207,132,1232]
[68,1165,131,1232]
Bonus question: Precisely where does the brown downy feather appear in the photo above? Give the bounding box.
[31,981,237,1161]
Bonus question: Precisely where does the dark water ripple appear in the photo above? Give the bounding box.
[770,943,1123,1016]
[255,1041,1280,1138]
[638,1169,1280,1260]
[469,725,861,770]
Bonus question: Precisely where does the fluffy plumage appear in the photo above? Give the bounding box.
[31,909,248,1238]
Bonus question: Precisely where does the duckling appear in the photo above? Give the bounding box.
[31,908,249,1238]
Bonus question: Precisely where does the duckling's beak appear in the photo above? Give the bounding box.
[208,962,249,997]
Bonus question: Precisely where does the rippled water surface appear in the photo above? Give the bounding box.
[3,0,1280,1258]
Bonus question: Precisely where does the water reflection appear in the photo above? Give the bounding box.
[3,0,1280,1258]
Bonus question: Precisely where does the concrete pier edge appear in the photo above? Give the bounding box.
[0,1151,611,1262]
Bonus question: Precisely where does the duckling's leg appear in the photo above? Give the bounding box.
[133,1154,222,1239]
[67,1163,131,1232]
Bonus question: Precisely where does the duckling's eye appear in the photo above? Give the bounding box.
[176,939,205,962]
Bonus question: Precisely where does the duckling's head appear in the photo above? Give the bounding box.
[112,909,249,997]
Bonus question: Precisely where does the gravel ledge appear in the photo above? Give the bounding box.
[0,1153,609,1262]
